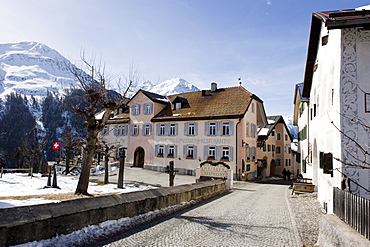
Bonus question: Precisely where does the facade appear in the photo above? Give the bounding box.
[295,8,370,213]
[257,115,293,178]
[100,83,268,180]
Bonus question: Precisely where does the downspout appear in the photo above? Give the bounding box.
[236,118,242,180]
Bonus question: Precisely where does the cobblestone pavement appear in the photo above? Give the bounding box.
[95,182,302,247]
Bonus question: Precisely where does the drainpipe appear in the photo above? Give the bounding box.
[236,118,242,180]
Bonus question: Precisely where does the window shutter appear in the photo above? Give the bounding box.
[165,123,170,135]
[174,145,177,158]
[164,145,168,157]
[184,123,189,136]
[204,146,208,159]
[130,125,133,136]
[155,145,159,156]
[142,125,146,135]
[194,122,198,136]
[183,145,187,158]
[156,124,160,136]
[113,127,118,136]
[228,121,233,135]
[216,122,221,135]
[149,103,153,114]
[216,146,221,160]
[229,146,233,161]
[137,105,140,114]
[193,146,197,159]
[175,123,178,136]
[123,126,127,136]
[204,122,209,136]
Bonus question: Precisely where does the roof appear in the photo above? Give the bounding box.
[152,86,260,122]
[258,115,293,141]
[302,7,370,97]
[293,83,309,104]
[106,112,130,124]
[127,89,169,105]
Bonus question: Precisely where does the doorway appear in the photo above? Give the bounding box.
[270,159,276,176]
[133,147,145,167]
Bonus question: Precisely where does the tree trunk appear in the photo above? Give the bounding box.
[104,154,109,184]
[75,132,97,195]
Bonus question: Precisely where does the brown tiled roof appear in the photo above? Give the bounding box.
[152,86,259,122]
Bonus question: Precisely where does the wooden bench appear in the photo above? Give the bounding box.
[1,168,33,178]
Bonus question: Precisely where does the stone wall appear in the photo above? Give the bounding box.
[0,180,226,246]
[316,214,370,247]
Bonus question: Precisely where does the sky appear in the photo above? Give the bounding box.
[1,0,370,116]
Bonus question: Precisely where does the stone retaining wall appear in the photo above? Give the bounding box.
[0,180,226,246]
[316,214,370,247]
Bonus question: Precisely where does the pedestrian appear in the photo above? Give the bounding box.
[286,170,291,181]
[282,168,287,181]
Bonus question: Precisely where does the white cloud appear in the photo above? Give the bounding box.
[267,0,272,5]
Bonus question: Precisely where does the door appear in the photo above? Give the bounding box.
[133,147,145,167]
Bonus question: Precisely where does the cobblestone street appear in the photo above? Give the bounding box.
[94,182,302,247]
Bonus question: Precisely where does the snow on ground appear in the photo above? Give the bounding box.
[1,173,194,247]
[0,173,155,209]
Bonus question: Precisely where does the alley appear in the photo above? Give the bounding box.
[94,182,301,247]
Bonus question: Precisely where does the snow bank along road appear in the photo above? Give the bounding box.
[93,182,302,247]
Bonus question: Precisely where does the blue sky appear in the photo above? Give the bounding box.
[1,0,370,116]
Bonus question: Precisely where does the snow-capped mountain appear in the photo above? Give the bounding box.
[283,115,298,139]
[0,41,82,100]
[135,78,199,96]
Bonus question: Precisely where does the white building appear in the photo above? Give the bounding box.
[295,7,370,213]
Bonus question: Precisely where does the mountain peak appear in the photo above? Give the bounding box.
[136,77,199,96]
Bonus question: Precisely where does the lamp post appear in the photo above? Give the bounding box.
[118,148,126,188]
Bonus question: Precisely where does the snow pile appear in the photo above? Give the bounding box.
[17,200,196,247]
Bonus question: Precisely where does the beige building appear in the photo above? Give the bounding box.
[100,83,268,180]
[257,115,293,178]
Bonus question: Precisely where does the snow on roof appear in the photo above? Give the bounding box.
[258,127,269,136]
[95,110,105,120]
[267,119,275,124]
[356,5,370,10]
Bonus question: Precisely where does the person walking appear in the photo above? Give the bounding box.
[282,168,287,181]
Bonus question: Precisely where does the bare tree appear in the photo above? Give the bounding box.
[62,127,84,175]
[69,56,133,195]
[97,139,116,184]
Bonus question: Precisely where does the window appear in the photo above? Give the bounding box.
[222,147,230,160]
[114,125,127,136]
[175,102,181,110]
[159,124,166,136]
[209,122,216,135]
[102,126,109,135]
[272,130,275,137]
[277,133,281,140]
[246,122,250,137]
[250,123,256,137]
[251,102,255,113]
[267,144,271,152]
[320,152,333,177]
[208,146,216,159]
[285,134,288,141]
[186,145,194,158]
[276,146,281,154]
[169,123,177,136]
[168,145,175,157]
[272,145,275,152]
[143,103,153,114]
[285,159,291,166]
[222,122,231,135]
[275,158,281,167]
[131,125,139,136]
[158,145,164,157]
[263,144,266,152]
[143,124,151,136]
[186,123,196,136]
[132,104,140,115]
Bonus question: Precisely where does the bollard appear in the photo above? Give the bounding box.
[118,148,126,188]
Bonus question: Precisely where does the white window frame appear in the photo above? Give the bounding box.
[169,123,177,136]
[187,145,194,158]
[276,146,281,154]
[158,145,164,156]
[159,124,166,136]
[222,146,230,160]
[277,133,281,141]
[222,122,231,136]
[209,122,216,136]
[144,124,151,136]
[168,145,175,157]
[132,104,140,115]
[144,103,153,115]
[102,126,109,135]
[175,102,181,110]
[132,125,139,136]
[188,123,195,136]
[208,146,216,158]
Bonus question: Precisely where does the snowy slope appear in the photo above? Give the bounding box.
[0,41,82,100]
[135,77,199,96]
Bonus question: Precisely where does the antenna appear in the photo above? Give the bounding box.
[238,76,242,86]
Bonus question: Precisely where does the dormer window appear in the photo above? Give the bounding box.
[175,102,181,110]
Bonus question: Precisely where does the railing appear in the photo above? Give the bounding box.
[333,187,370,240]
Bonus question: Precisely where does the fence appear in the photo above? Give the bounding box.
[333,187,370,240]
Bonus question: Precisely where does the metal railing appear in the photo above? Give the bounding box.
[333,187,370,240]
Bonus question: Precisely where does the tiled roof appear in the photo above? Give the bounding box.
[152,86,256,121]
[106,112,130,124]
[127,89,169,105]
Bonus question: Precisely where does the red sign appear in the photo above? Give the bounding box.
[52,142,61,150]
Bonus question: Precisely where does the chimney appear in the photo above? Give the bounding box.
[211,82,217,92]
